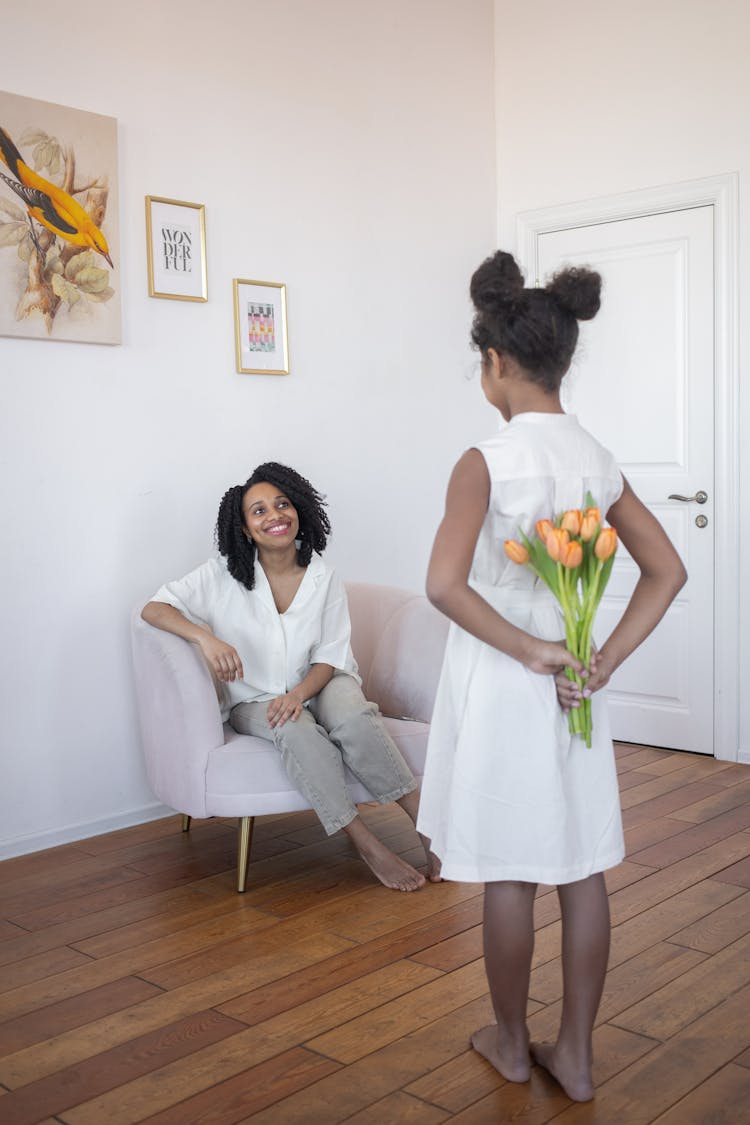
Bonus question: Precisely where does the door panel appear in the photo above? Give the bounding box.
[537,206,714,753]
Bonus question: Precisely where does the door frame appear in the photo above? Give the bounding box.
[516,174,740,762]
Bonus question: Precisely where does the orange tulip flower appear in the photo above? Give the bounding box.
[560,509,583,536]
[504,539,529,564]
[560,540,583,568]
[580,512,599,541]
[536,518,555,542]
[545,527,570,562]
[594,527,618,561]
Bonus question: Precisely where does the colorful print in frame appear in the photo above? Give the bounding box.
[233,278,289,375]
[0,90,120,344]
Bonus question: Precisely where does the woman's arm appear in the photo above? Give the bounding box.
[427,450,583,677]
[266,663,335,728]
[582,477,687,694]
[141,601,244,683]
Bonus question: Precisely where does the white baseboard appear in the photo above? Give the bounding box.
[0,803,175,862]
[739,747,750,767]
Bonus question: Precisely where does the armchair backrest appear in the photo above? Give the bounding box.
[346,583,449,723]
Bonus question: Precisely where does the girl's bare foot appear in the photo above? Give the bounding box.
[531,1041,594,1102]
[471,1024,531,1083]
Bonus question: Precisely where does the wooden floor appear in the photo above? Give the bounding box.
[1,745,750,1124]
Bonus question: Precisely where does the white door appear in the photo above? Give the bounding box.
[536,206,714,754]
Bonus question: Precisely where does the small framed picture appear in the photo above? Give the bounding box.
[145,196,207,302]
[233,278,289,375]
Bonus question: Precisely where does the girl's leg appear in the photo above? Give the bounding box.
[230,700,424,892]
[531,872,610,1102]
[473,879,537,1083]
[311,675,441,879]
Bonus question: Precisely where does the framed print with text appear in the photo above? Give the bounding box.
[145,196,207,301]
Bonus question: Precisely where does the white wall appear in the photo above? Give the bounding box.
[0,0,498,857]
[494,0,750,761]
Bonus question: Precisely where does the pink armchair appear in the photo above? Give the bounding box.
[131,582,449,891]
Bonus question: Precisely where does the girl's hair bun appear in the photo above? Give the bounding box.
[546,266,601,321]
[470,250,525,314]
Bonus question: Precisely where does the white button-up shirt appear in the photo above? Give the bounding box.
[151,553,359,717]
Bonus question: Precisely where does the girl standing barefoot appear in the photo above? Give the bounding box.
[417,252,686,1100]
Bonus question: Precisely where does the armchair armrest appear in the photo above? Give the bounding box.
[131,607,226,817]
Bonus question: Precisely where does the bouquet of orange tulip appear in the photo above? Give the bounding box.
[504,494,618,747]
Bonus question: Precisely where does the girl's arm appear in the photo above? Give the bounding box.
[266,662,335,728]
[426,450,584,676]
[582,477,687,694]
[141,601,244,683]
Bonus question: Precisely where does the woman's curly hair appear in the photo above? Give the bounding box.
[215,462,331,591]
[470,250,601,391]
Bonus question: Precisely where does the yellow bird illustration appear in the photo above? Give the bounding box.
[0,125,113,267]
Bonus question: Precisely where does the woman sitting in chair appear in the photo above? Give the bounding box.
[142,462,440,891]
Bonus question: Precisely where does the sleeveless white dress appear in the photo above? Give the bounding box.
[417,413,626,885]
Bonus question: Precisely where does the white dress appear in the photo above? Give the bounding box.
[417,413,626,885]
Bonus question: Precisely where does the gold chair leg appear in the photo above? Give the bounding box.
[181,814,192,832]
[237,816,255,893]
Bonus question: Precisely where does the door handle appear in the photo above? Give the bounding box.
[668,490,708,504]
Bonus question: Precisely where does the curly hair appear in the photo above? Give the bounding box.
[469,250,601,391]
[215,462,331,591]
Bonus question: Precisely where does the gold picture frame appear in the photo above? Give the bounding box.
[233,278,289,375]
[145,196,207,301]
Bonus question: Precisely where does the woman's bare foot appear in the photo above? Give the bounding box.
[357,835,426,891]
[471,1024,531,1083]
[531,1041,594,1102]
[344,816,425,891]
[419,833,443,882]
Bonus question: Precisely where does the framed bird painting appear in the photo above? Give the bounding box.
[0,90,121,345]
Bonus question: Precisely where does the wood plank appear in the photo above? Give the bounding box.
[341,1090,450,1123]
[607,833,750,927]
[0,976,162,1054]
[404,1048,503,1114]
[0,929,354,1088]
[0,885,234,968]
[136,1047,341,1124]
[7,862,245,933]
[529,940,705,1012]
[621,780,729,828]
[651,1062,750,1123]
[669,889,750,953]
[619,763,729,809]
[607,879,742,967]
[306,960,499,1064]
[0,906,275,1023]
[217,896,483,1024]
[623,815,695,855]
[627,802,750,868]
[0,946,91,994]
[613,931,750,1041]
[552,981,750,1123]
[0,1010,246,1125]
[666,776,750,825]
[711,854,750,888]
[0,845,100,886]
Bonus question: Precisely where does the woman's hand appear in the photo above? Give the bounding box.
[266,690,304,728]
[197,634,244,682]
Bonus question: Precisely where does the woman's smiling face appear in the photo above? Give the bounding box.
[242,482,299,549]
